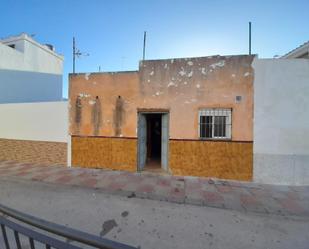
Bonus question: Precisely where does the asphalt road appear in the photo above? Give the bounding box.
[0,177,308,249]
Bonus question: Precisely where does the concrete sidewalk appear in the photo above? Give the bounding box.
[0,160,308,217]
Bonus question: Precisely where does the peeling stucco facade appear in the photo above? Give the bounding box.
[69,55,255,180]
[138,55,254,140]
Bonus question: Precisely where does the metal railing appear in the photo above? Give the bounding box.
[0,204,138,249]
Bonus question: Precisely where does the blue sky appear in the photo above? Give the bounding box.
[1,0,308,98]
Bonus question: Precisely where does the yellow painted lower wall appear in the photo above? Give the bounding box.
[72,136,253,181]
[71,136,137,172]
[169,140,253,181]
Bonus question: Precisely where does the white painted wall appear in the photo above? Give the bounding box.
[0,34,63,103]
[0,69,63,104]
[0,34,63,74]
[253,58,309,185]
[0,101,68,142]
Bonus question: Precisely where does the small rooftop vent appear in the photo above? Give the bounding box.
[45,44,55,51]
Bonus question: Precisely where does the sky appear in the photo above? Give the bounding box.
[1,0,308,98]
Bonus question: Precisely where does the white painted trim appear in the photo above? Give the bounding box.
[198,108,232,139]
[67,135,72,167]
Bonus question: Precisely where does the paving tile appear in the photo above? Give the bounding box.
[139,176,158,187]
[222,195,244,211]
[0,169,12,176]
[1,161,17,166]
[294,190,309,201]
[171,179,184,190]
[0,165,22,172]
[156,177,172,187]
[125,173,144,184]
[239,193,269,213]
[202,183,220,192]
[247,187,273,198]
[53,174,74,184]
[94,177,114,189]
[119,181,140,193]
[137,184,155,193]
[185,179,202,192]
[289,185,309,193]
[31,173,53,181]
[79,177,98,188]
[2,160,309,217]
[185,188,206,206]
[215,185,234,193]
[168,185,185,203]
[277,197,305,215]
[296,200,309,216]
[201,190,225,208]
[0,164,16,170]
[286,191,301,200]
[107,181,128,191]
[152,184,170,195]
[257,196,289,216]
[13,170,33,177]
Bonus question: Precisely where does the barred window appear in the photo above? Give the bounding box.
[199,109,232,139]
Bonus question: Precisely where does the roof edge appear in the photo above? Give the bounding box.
[281,40,309,58]
[0,33,64,60]
[139,54,257,63]
[69,70,139,76]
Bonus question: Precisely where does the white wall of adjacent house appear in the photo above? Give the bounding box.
[0,34,63,104]
[0,101,68,143]
[253,58,309,185]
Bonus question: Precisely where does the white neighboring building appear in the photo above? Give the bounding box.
[281,40,309,59]
[0,33,64,103]
[0,101,68,143]
[0,33,68,166]
[253,58,309,185]
[253,42,309,185]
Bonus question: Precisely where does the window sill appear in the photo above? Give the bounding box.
[199,138,232,141]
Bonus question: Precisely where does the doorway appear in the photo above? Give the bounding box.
[146,114,161,169]
[137,112,169,172]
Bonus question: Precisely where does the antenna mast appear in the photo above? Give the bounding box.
[249,22,252,55]
[143,31,147,60]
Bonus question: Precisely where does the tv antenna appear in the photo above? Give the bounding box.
[73,37,89,73]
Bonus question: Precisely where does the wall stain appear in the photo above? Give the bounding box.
[100,219,118,237]
[114,96,125,136]
[121,211,129,217]
[75,96,82,133]
[91,96,102,136]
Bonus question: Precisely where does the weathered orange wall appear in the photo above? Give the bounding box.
[69,55,254,141]
[71,136,136,171]
[169,140,253,181]
[69,72,140,137]
[69,55,254,180]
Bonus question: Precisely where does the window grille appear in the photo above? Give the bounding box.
[199,109,232,139]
